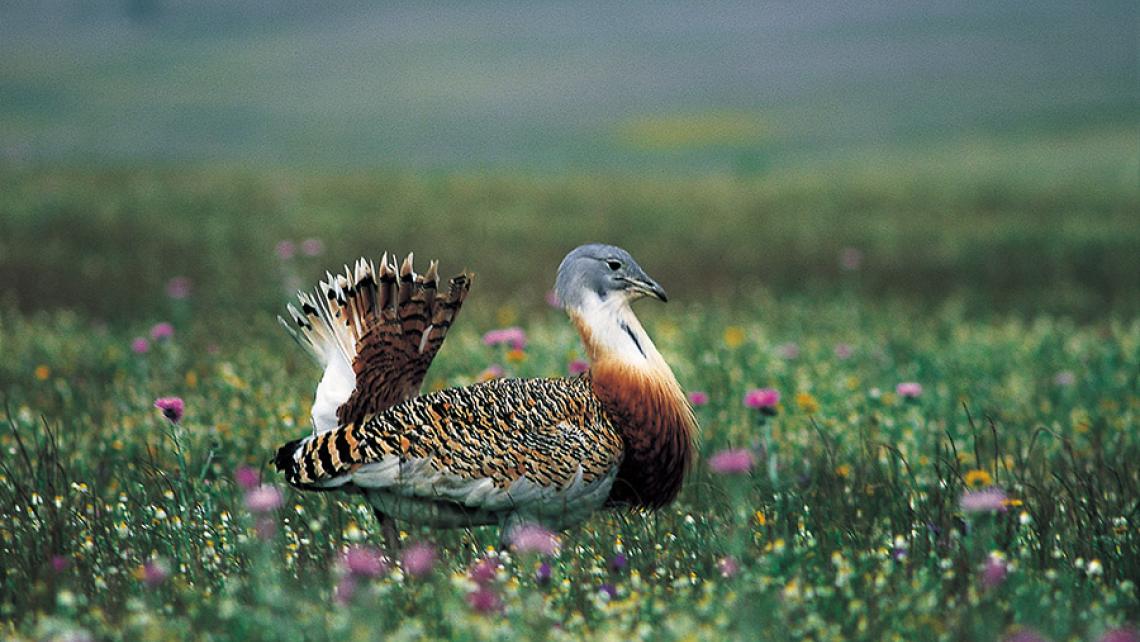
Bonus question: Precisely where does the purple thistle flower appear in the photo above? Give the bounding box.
[234,466,260,491]
[334,575,356,605]
[342,546,387,578]
[274,240,296,260]
[509,523,560,556]
[896,382,923,399]
[960,487,1008,513]
[244,485,283,513]
[717,556,739,578]
[743,388,780,413]
[300,238,324,257]
[469,556,499,585]
[401,543,436,577]
[568,359,589,375]
[981,554,1008,589]
[51,555,70,573]
[131,337,150,354]
[482,327,527,350]
[165,276,192,300]
[598,583,617,599]
[466,586,502,614]
[154,397,185,424]
[142,558,170,587]
[708,448,754,475]
[609,553,627,572]
[1100,628,1140,642]
[149,322,174,341]
[687,391,709,406]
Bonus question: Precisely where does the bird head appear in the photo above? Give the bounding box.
[554,243,667,311]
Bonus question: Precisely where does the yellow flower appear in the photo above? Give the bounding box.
[506,349,527,363]
[754,510,767,526]
[964,469,993,489]
[723,326,745,348]
[185,371,198,388]
[34,365,51,381]
[835,464,851,478]
[795,392,820,414]
[1002,498,1023,508]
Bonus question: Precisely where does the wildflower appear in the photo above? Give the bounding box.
[482,327,527,350]
[1087,558,1103,576]
[342,546,387,578]
[535,561,552,586]
[838,247,863,271]
[1099,628,1140,642]
[334,575,356,605]
[154,397,185,424]
[51,555,70,573]
[609,553,627,572]
[545,290,561,308]
[506,348,527,363]
[835,464,851,478]
[35,365,51,381]
[469,556,499,585]
[244,485,284,513]
[598,583,617,599]
[466,586,502,613]
[795,392,820,414]
[754,510,767,526]
[275,240,295,260]
[687,391,709,406]
[723,326,745,348]
[234,466,260,491]
[708,449,754,475]
[981,553,1008,589]
[743,388,780,414]
[477,364,505,382]
[963,469,993,489]
[142,558,170,587]
[510,523,560,556]
[717,556,739,578]
[401,543,436,577]
[165,276,192,300]
[149,322,174,341]
[568,359,589,375]
[776,342,799,360]
[896,382,923,399]
[131,337,150,354]
[1053,370,1076,387]
[960,487,1008,513]
[834,343,853,360]
[300,238,324,256]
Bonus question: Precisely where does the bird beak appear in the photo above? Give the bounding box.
[625,276,668,302]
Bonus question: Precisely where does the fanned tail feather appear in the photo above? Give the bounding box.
[278,252,473,434]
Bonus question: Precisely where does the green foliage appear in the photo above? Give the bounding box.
[1,293,1137,640]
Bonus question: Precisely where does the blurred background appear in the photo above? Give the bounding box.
[1,1,1137,325]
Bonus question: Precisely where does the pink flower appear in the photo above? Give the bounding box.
[482,327,527,350]
[960,487,1008,513]
[234,466,260,491]
[687,391,709,406]
[300,238,324,257]
[401,543,436,577]
[545,290,561,308]
[466,586,502,613]
[165,276,192,300]
[708,448,754,475]
[743,388,780,410]
[469,556,499,585]
[776,342,799,359]
[981,553,1008,588]
[154,397,184,423]
[839,247,863,271]
[896,382,923,399]
[1100,628,1140,642]
[717,556,740,578]
[834,343,853,360]
[142,558,170,587]
[509,523,560,556]
[275,240,296,260]
[149,322,174,341]
[334,575,356,605]
[568,359,589,375]
[342,546,387,578]
[244,485,284,513]
[51,555,70,573]
[131,337,150,354]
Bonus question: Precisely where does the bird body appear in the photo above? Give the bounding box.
[275,245,695,541]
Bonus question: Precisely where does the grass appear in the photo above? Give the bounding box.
[1,291,1138,640]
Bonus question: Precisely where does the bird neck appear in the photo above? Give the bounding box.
[568,298,696,508]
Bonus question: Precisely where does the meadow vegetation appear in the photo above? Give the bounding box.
[1,133,1138,639]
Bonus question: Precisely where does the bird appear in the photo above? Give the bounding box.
[274,244,697,546]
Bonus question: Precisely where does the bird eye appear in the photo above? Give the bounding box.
[606,260,622,271]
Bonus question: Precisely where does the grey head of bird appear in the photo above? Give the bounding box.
[554,243,667,312]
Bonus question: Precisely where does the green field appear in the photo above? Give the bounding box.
[2,126,1139,640]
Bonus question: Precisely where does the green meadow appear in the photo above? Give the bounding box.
[2,121,1139,640]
